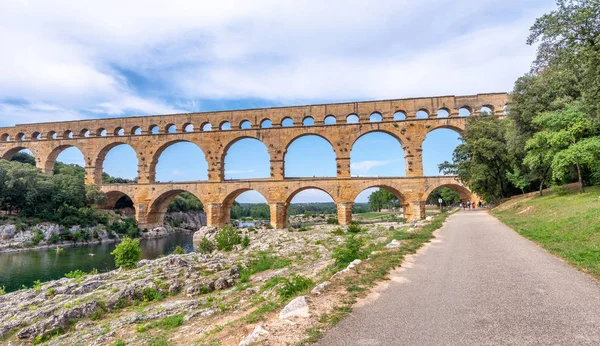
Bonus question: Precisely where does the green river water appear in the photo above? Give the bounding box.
[0,232,195,293]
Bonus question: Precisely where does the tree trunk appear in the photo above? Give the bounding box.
[576,162,584,193]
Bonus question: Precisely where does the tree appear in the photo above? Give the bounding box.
[526,103,600,192]
[426,187,461,205]
[111,237,142,269]
[368,189,398,211]
[506,168,530,195]
[439,117,514,203]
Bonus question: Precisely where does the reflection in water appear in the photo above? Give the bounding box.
[0,231,195,293]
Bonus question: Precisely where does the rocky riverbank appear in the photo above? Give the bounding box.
[0,216,440,345]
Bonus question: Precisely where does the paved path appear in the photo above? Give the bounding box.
[317,210,600,346]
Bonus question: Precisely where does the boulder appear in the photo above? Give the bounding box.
[310,281,330,295]
[385,240,402,249]
[279,296,309,319]
[0,225,17,239]
[239,325,269,346]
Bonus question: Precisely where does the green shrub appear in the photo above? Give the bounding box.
[108,218,140,238]
[197,237,215,254]
[111,237,142,269]
[277,274,313,299]
[332,235,367,268]
[32,280,42,291]
[331,227,345,235]
[113,340,126,346]
[65,269,87,279]
[297,226,311,232]
[215,226,241,251]
[347,223,365,234]
[551,184,569,196]
[142,287,164,302]
[240,253,292,282]
[47,287,55,296]
[0,285,6,295]
[241,235,250,249]
[157,313,184,329]
[172,245,185,255]
[326,217,338,225]
[48,233,60,244]
[30,230,45,246]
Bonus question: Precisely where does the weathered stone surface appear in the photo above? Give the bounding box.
[311,281,331,295]
[279,296,310,319]
[385,239,402,249]
[239,325,269,346]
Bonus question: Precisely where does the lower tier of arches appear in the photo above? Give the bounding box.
[98,177,480,229]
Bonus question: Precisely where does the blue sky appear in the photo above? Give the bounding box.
[1,0,554,203]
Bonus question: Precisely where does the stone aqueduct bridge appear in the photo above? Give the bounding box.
[0,93,508,229]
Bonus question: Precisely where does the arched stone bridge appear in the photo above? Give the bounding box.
[0,92,508,228]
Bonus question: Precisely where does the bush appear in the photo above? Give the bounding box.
[142,287,164,302]
[215,226,241,251]
[30,230,45,246]
[277,274,313,299]
[197,237,215,254]
[326,217,338,225]
[48,233,60,244]
[241,235,250,249]
[64,269,87,279]
[172,245,185,255]
[332,235,367,268]
[331,227,345,235]
[111,237,142,269]
[108,218,140,238]
[347,223,365,234]
[551,184,569,196]
[0,286,6,296]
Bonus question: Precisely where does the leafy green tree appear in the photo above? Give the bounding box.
[439,117,514,202]
[506,168,531,195]
[368,189,398,211]
[426,187,461,205]
[111,237,142,269]
[527,103,600,192]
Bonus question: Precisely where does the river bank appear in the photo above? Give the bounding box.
[0,217,443,345]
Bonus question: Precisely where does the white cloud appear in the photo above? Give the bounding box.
[0,0,555,126]
[351,160,392,176]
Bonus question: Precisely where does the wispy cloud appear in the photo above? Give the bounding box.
[0,0,553,127]
[351,160,392,176]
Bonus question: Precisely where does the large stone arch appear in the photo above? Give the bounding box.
[284,134,338,178]
[1,146,31,161]
[149,139,208,183]
[146,188,204,228]
[42,144,87,174]
[220,187,271,225]
[422,181,473,203]
[92,142,141,184]
[221,136,271,180]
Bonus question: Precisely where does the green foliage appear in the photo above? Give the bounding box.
[229,201,270,220]
[157,314,184,329]
[426,187,461,205]
[111,237,142,269]
[346,223,365,234]
[64,269,87,280]
[32,280,42,291]
[147,336,170,346]
[197,237,215,254]
[240,252,292,282]
[277,274,313,299]
[368,189,399,212]
[551,184,569,196]
[141,287,164,302]
[0,286,6,296]
[108,218,140,238]
[172,245,185,255]
[167,192,204,212]
[506,168,531,194]
[30,230,45,246]
[113,340,126,346]
[439,117,514,202]
[332,235,367,268]
[241,235,250,249]
[331,227,345,235]
[326,217,338,225]
[214,226,241,251]
[47,287,55,296]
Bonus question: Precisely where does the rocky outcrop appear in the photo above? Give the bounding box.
[0,252,240,340]
[279,296,310,319]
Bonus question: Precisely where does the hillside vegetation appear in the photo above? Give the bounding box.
[492,186,600,280]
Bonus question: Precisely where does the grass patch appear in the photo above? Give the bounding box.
[239,252,292,283]
[492,186,600,280]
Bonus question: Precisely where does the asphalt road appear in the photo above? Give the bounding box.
[316,210,600,346]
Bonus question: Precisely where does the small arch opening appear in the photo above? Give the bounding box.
[324,115,336,125]
[458,107,471,117]
[97,128,107,137]
[437,109,450,118]
[80,129,90,138]
[369,113,382,122]
[47,131,57,140]
[16,133,26,141]
[184,123,194,132]
[114,127,125,136]
[31,132,42,140]
[393,111,406,121]
[346,114,359,124]
[220,121,232,130]
[132,126,142,135]
[63,130,73,139]
[0,133,10,142]
[480,106,493,115]
[302,117,315,126]
[240,120,252,129]
[201,123,212,131]
[281,117,294,127]
[166,124,177,133]
[415,110,429,119]
[149,125,160,134]
[261,119,273,128]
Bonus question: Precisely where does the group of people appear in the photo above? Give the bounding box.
[460,201,483,210]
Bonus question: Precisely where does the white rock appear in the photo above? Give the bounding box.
[310,281,330,295]
[279,296,309,319]
[385,240,402,249]
[238,325,269,346]
[347,259,362,269]
[426,216,433,221]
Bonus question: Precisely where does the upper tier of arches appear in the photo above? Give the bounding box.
[0,94,508,142]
